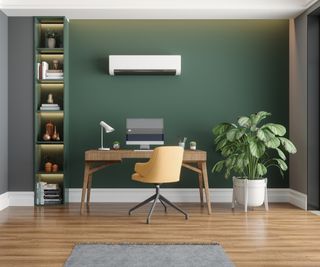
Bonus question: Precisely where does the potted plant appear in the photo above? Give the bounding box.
[113,141,120,150]
[189,141,197,150]
[46,31,57,48]
[212,111,297,210]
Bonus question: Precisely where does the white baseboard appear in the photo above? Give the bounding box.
[288,189,307,210]
[68,188,292,204]
[8,192,34,206]
[0,189,307,210]
[0,192,9,211]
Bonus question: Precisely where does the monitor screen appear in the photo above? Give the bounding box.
[126,118,164,150]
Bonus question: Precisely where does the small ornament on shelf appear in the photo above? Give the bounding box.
[43,129,51,141]
[52,126,58,141]
[46,121,54,137]
[44,161,53,173]
[52,164,59,172]
[47,93,54,104]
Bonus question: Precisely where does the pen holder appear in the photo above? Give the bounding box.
[178,142,185,149]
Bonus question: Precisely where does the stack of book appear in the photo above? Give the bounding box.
[36,182,62,205]
[44,183,62,205]
[40,103,60,111]
[37,61,64,80]
[46,70,64,80]
[36,181,46,205]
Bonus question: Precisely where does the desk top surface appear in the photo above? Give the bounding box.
[85,149,206,162]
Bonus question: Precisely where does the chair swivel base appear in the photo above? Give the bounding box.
[129,185,189,224]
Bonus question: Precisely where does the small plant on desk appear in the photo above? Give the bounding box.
[113,141,120,150]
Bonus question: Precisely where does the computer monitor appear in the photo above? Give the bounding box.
[126,118,164,150]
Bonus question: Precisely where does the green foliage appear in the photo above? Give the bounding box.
[212,111,297,180]
[46,31,58,38]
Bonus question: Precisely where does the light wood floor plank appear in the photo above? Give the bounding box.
[0,203,320,266]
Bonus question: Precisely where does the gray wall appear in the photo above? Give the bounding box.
[290,1,320,202]
[0,11,8,195]
[8,17,34,191]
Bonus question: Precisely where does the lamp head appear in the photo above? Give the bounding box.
[100,121,114,133]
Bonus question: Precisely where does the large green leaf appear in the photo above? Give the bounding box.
[236,128,246,140]
[257,128,275,142]
[212,160,225,173]
[226,128,238,142]
[216,138,227,151]
[212,123,234,136]
[275,148,286,160]
[274,158,288,171]
[279,137,297,154]
[238,116,251,128]
[257,163,267,177]
[265,137,280,148]
[249,140,265,158]
[250,111,270,128]
[262,123,286,136]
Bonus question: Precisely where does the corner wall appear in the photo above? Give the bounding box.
[8,17,34,191]
[290,1,320,207]
[0,11,8,195]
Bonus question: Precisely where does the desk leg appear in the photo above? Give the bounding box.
[201,161,212,215]
[87,174,93,209]
[197,162,204,207]
[80,162,90,214]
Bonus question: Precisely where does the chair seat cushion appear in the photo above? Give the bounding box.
[132,173,179,184]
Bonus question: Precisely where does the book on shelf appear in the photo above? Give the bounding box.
[41,61,49,80]
[40,107,60,111]
[40,103,60,111]
[47,70,63,73]
[44,183,60,190]
[37,61,64,80]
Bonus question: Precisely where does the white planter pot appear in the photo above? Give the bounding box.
[233,177,267,207]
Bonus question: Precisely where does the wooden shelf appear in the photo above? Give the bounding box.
[37,171,64,175]
[36,110,64,113]
[37,48,64,54]
[37,79,64,84]
[37,141,64,145]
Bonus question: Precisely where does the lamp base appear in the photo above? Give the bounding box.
[98,147,110,151]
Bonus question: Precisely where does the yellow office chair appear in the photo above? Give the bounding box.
[129,146,189,224]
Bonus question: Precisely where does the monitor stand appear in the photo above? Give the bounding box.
[134,144,153,151]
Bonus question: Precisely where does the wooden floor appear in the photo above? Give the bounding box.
[0,203,320,267]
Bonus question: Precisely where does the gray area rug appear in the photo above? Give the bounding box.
[64,243,235,267]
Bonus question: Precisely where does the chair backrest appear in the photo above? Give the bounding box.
[142,146,184,183]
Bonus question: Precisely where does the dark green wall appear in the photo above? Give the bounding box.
[69,20,289,189]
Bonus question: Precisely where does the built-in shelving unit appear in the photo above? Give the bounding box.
[34,17,69,205]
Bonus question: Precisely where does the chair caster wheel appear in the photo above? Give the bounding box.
[185,215,189,220]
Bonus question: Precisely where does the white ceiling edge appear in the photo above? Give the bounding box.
[0,8,312,19]
[0,0,319,19]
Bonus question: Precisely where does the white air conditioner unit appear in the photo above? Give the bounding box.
[108,55,181,76]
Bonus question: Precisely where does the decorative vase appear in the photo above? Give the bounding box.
[44,162,52,172]
[43,129,51,141]
[46,121,54,137]
[52,164,59,172]
[47,38,56,49]
[56,133,60,141]
[52,126,58,141]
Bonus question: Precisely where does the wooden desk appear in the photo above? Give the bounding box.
[80,149,212,215]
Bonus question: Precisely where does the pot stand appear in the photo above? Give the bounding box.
[232,177,269,212]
